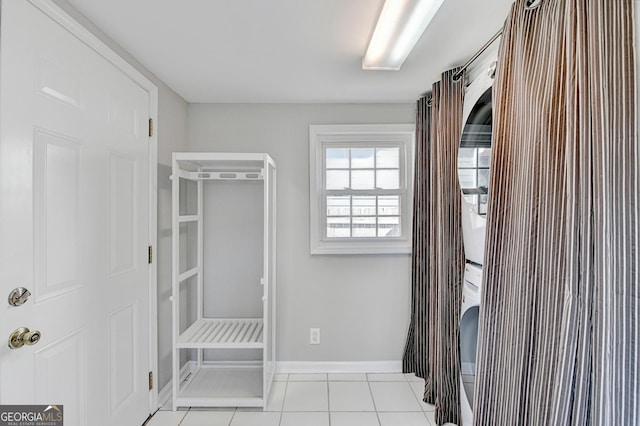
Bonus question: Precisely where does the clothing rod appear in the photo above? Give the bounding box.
[452,29,503,81]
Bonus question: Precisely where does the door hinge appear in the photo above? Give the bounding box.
[148,246,153,264]
[149,371,153,390]
[148,118,153,137]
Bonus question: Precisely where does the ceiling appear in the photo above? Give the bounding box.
[66,0,514,103]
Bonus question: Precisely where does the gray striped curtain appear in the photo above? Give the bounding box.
[403,69,466,425]
[475,0,638,425]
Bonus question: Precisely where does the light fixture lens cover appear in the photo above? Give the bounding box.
[363,0,445,70]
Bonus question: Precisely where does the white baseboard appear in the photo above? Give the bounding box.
[276,361,402,374]
[157,361,195,408]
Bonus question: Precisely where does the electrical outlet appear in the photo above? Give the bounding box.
[309,328,320,345]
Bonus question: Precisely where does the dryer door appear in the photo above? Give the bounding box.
[458,66,495,265]
[460,303,479,409]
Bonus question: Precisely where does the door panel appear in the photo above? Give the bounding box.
[0,2,151,425]
[109,153,139,276]
[109,303,139,414]
[33,130,84,301]
[34,331,86,426]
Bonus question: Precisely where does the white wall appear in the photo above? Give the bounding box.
[188,103,415,362]
[156,91,187,387]
[51,0,188,391]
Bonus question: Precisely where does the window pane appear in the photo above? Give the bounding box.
[458,148,477,168]
[352,217,376,237]
[478,148,491,168]
[378,216,400,237]
[376,147,400,168]
[378,196,400,216]
[326,170,349,189]
[326,148,349,169]
[327,196,350,216]
[458,169,477,189]
[478,169,489,191]
[351,148,374,168]
[351,170,374,189]
[352,196,376,216]
[378,216,400,225]
[479,194,488,215]
[376,170,399,189]
[327,217,350,238]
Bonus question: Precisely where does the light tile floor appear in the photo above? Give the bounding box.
[145,373,436,426]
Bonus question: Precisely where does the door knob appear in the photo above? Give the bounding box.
[8,287,31,306]
[24,330,41,346]
[8,327,41,349]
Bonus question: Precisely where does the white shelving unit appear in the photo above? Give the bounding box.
[171,153,276,410]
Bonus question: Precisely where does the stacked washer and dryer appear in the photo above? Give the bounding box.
[457,58,496,426]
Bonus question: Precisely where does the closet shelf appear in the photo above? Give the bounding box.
[177,318,264,349]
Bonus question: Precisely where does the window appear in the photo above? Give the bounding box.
[458,146,490,215]
[309,124,414,254]
[458,87,492,216]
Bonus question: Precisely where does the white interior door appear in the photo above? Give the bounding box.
[0,1,152,425]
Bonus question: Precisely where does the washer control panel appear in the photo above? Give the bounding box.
[464,263,483,288]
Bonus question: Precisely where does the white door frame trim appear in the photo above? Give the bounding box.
[27,0,160,412]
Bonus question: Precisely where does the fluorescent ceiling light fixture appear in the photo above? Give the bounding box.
[363,0,445,70]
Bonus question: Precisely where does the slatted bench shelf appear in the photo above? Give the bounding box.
[177,318,264,349]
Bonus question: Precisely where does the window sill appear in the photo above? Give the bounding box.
[310,239,411,255]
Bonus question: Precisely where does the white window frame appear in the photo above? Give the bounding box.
[309,124,414,255]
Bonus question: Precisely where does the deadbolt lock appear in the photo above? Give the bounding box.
[8,327,41,349]
[8,287,31,306]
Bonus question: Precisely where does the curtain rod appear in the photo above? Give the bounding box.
[452,29,503,81]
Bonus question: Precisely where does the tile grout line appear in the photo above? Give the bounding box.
[228,407,238,426]
[326,378,332,426]
[409,378,432,421]
[366,377,383,426]
[405,378,433,425]
[175,409,188,426]
[277,379,290,426]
